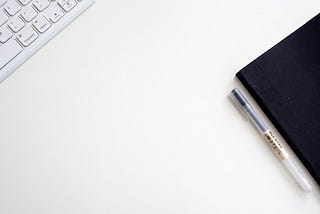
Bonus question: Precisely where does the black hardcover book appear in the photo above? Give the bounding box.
[236,13,320,186]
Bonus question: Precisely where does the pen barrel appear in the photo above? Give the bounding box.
[263,130,313,192]
[263,130,289,160]
[282,157,313,192]
[230,88,313,192]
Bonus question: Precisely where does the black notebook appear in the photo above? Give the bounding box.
[236,13,320,186]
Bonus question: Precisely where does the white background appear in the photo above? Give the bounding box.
[1,0,320,213]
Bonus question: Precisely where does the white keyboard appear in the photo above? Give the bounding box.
[0,0,95,82]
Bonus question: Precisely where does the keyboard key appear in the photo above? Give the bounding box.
[32,0,49,11]
[7,16,25,32]
[45,5,64,23]
[0,39,23,69]
[4,0,21,16]
[0,25,12,43]
[0,0,8,7]
[32,16,50,33]
[20,5,37,22]
[57,0,68,6]
[0,10,8,26]
[17,25,38,46]
[61,0,76,12]
[17,0,31,5]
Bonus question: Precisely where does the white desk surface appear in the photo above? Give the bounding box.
[1,0,320,213]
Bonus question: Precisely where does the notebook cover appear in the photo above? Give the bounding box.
[236,13,320,186]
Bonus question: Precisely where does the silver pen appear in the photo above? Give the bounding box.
[230,88,313,192]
